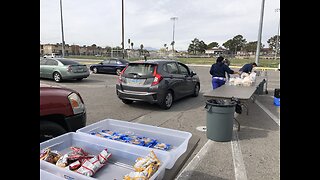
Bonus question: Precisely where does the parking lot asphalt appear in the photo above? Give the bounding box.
[40,64,280,180]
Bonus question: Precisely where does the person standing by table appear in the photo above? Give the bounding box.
[210,56,236,89]
[239,62,257,74]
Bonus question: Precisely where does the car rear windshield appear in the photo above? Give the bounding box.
[124,63,156,76]
[58,59,80,65]
[119,59,129,64]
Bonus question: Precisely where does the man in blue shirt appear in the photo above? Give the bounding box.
[239,62,257,74]
[210,56,236,89]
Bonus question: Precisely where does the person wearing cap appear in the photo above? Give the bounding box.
[239,62,257,74]
[210,56,236,89]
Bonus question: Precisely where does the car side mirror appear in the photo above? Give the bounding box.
[99,62,103,65]
[190,71,197,76]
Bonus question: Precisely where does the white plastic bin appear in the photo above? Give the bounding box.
[40,132,169,180]
[40,169,65,180]
[76,119,192,169]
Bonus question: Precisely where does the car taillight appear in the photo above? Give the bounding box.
[151,66,163,86]
[118,66,127,84]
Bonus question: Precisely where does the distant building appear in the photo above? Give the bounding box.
[43,44,61,55]
[71,45,80,55]
[205,47,227,56]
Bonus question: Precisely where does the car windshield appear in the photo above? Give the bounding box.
[124,63,156,76]
[57,59,80,65]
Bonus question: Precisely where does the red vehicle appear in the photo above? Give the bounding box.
[40,83,86,142]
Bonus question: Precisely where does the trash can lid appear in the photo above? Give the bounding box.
[206,99,236,107]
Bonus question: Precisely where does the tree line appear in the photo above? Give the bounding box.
[187,34,280,55]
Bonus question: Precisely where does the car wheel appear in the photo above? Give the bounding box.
[53,72,62,82]
[192,83,200,97]
[116,69,122,76]
[159,91,173,109]
[40,121,67,143]
[122,99,133,104]
[93,67,98,74]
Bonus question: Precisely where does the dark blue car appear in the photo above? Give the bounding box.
[89,58,129,75]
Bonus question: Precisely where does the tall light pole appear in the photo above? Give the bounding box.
[255,0,265,65]
[275,8,280,60]
[59,0,65,57]
[121,0,125,59]
[170,17,178,56]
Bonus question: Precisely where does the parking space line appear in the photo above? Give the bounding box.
[175,139,214,179]
[255,99,280,126]
[232,114,248,180]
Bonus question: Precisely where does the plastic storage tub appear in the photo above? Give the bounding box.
[40,169,65,180]
[40,132,169,180]
[76,119,192,169]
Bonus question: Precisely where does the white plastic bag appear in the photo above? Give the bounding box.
[240,72,249,79]
[249,72,256,82]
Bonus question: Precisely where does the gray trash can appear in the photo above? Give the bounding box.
[255,79,266,95]
[205,99,236,142]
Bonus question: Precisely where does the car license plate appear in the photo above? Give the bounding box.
[127,78,145,85]
[75,68,84,73]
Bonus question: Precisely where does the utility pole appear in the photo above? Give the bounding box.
[121,0,125,59]
[59,0,65,58]
[275,8,280,60]
[170,17,178,56]
[255,0,265,65]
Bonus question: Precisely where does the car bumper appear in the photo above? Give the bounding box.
[63,72,90,79]
[63,75,90,79]
[116,85,165,104]
[65,111,86,132]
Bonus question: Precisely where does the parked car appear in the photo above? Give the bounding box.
[40,58,90,82]
[89,58,129,75]
[43,53,61,58]
[40,83,86,142]
[116,59,200,109]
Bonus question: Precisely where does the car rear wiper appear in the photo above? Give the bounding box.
[128,72,142,77]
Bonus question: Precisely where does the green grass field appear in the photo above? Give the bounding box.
[66,55,280,68]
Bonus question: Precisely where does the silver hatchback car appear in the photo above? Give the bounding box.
[116,59,200,109]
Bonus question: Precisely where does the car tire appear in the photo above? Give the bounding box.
[116,69,122,76]
[192,83,200,97]
[93,67,98,74]
[40,121,67,143]
[122,99,133,104]
[159,91,173,110]
[53,72,62,82]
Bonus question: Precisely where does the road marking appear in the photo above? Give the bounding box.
[132,115,145,123]
[175,139,214,179]
[196,126,207,132]
[231,114,248,180]
[255,99,280,126]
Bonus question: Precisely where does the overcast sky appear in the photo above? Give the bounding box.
[40,0,280,51]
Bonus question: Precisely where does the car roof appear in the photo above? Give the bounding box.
[130,59,178,65]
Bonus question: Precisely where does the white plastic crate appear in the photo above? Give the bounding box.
[40,169,65,180]
[40,132,169,180]
[76,119,192,169]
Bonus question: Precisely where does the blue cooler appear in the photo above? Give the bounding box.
[274,97,280,106]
